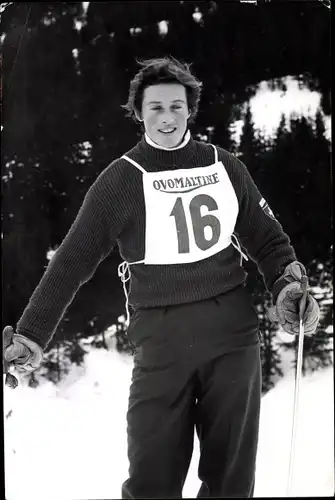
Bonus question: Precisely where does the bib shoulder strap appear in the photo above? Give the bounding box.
[210,144,219,164]
[121,155,147,174]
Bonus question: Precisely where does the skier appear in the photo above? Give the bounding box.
[3,56,320,498]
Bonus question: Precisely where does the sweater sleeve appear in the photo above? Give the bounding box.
[223,151,296,295]
[16,161,129,350]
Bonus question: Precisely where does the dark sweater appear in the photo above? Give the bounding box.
[17,135,296,349]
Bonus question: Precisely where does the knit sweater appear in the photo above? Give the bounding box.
[17,133,296,350]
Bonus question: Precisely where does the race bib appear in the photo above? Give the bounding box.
[142,162,239,265]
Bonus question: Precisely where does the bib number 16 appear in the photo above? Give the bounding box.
[170,194,221,253]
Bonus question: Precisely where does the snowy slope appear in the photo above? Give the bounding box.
[4,345,334,500]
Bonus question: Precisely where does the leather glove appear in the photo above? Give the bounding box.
[3,326,44,375]
[270,261,320,336]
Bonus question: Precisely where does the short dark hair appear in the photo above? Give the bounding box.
[122,56,203,124]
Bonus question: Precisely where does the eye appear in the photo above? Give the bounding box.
[151,106,162,111]
[171,105,182,110]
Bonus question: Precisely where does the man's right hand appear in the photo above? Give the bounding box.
[3,326,44,373]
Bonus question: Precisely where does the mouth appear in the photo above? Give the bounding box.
[158,127,177,135]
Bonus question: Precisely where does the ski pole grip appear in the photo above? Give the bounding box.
[299,275,309,321]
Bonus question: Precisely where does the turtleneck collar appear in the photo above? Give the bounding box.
[135,129,197,169]
[144,130,191,151]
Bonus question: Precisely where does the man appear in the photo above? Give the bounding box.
[3,56,319,498]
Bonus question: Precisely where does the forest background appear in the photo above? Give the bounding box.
[1,0,332,392]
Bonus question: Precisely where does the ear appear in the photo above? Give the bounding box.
[134,108,143,122]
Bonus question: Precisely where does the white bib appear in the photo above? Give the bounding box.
[119,144,247,326]
[122,145,239,265]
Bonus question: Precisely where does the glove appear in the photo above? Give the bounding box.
[271,261,320,336]
[3,326,44,373]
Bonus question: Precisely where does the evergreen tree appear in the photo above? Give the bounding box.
[238,104,265,179]
[257,300,283,394]
[265,113,331,264]
[2,2,128,346]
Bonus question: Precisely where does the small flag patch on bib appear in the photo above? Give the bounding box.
[259,198,276,220]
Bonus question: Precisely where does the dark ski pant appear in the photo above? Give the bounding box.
[122,285,262,499]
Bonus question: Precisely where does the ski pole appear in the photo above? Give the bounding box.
[286,275,308,497]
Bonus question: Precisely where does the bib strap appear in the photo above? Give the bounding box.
[121,155,147,174]
[118,259,145,328]
[231,233,249,265]
[211,144,219,164]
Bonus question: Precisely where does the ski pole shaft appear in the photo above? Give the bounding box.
[287,276,308,497]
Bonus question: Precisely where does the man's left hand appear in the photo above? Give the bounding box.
[275,282,320,335]
[272,261,320,336]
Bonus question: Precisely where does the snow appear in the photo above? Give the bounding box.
[231,76,331,144]
[158,20,169,36]
[255,366,334,497]
[4,343,334,499]
[82,2,89,15]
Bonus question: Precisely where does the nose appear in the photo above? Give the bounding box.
[161,113,175,126]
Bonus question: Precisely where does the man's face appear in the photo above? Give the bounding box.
[138,83,190,148]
